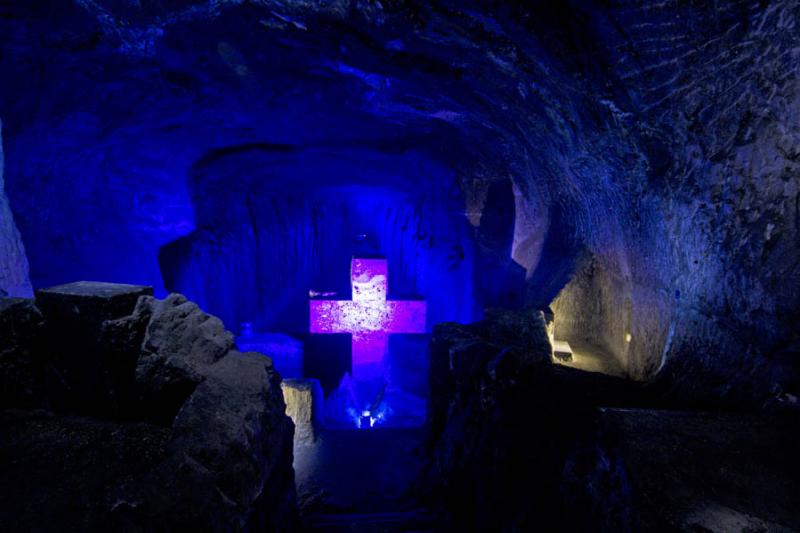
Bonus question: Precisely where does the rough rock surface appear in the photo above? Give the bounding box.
[134,293,236,422]
[562,409,800,531]
[426,310,800,530]
[282,378,323,445]
[0,284,297,532]
[1,1,798,409]
[35,282,154,415]
[111,351,297,532]
[0,119,31,298]
[0,298,44,407]
[426,308,637,530]
[0,409,172,532]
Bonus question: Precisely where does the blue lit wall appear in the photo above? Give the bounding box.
[1,0,798,426]
[0,2,474,298]
[161,145,479,334]
[0,2,525,428]
[157,145,484,428]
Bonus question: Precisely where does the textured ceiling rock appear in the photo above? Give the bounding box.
[0,119,32,298]
[0,0,797,406]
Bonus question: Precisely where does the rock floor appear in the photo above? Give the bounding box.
[0,409,171,531]
[599,408,800,532]
[293,427,441,531]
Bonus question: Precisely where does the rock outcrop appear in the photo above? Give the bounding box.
[0,118,31,298]
[0,283,297,531]
[134,293,237,422]
[426,308,636,530]
[281,378,323,446]
[110,351,296,531]
[562,409,800,531]
[0,297,44,407]
[426,309,800,530]
[35,281,155,415]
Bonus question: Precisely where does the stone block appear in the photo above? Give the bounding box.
[36,281,153,322]
[552,340,574,362]
[281,378,322,444]
[34,281,153,414]
[0,297,298,531]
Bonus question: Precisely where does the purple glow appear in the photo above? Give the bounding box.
[310,258,426,419]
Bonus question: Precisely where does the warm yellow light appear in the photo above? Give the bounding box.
[625,333,632,343]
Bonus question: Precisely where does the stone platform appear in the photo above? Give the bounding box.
[36,281,153,320]
[33,281,154,415]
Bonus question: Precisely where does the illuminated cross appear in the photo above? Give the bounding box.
[309,258,426,384]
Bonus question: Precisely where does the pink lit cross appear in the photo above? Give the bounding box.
[310,258,426,383]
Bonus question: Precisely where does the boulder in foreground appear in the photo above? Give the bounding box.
[0,282,298,532]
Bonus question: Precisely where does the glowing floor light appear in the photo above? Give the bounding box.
[309,257,427,427]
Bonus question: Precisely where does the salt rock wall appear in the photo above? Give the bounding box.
[0,119,31,297]
[590,0,800,406]
[0,282,297,531]
[551,253,633,373]
[426,309,639,530]
[521,1,800,407]
[160,145,483,333]
[0,0,797,410]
